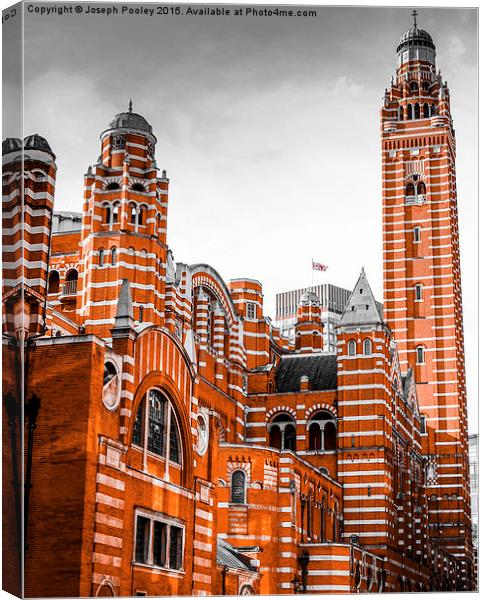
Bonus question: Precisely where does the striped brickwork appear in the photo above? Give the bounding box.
[381,33,472,573]
[15,60,474,596]
[77,124,168,340]
[2,138,56,336]
[294,293,324,353]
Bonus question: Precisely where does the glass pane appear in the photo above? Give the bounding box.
[231,471,246,503]
[135,516,150,564]
[148,391,165,456]
[169,410,181,463]
[153,521,167,567]
[169,526,183,570]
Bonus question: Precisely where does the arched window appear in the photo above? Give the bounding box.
[103,203,111,224]
[32,170,47,182]
[111,247,117,265]
[348,340,356,356]
[132,182,146,192]
[413,226,421,242]
[99,248,105,267]
[139,305,144,323]
[48,270,60,294]
[409,81,419,95]
[103,361,117,386]
[63,269,78,295]
[268,414,296,451]
[416,346,425,365]
[417,181,426,195]
[407,104,413,120]
[129,203,137,224]
[415,283,423,301]
[138,205,147,226]
[423,103,430,118]
[405,182,416,197]
[231,470,246,504]
[414,103,420,119]
[363,338,372,355]
[112,202,120,223]
[240,585,255,595]
[399,106,404,121]
[132,389,182,466]
[106,182,120,190]
[308,411,337,451]
[430,104,436,116]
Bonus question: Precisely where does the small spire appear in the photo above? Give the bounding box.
[128,99,133,113]
[412,9,418,29]
[116,278,133,320]
[112,278,135,334]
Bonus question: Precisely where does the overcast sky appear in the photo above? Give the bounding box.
[3,2,478,430]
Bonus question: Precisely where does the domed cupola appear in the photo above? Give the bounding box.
[298,290,321,309]
[24,134,56,160]
[2,137,22,156]
[99,101,157,168]
[396,12,436,67]
[102,100,155,139]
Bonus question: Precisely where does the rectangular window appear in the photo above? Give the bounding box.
[415,284,423,301]
[416,347,425,364]
[420,416,426,434]
[134,512,184,571]
[246,302,256,320]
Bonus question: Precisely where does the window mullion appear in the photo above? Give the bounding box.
[165,401,172,480]
[166,524,171,569]
[149,519,154,565]
[143,394,149,471]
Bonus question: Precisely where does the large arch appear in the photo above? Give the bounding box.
[130,369,195,487]
[190,264,240,327]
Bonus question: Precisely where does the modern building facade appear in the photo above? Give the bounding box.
[274,284,352,352]
[2,18,475,598]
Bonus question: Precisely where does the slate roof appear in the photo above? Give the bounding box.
[217,539,256,572]
[275,354,337,393]
[339,268,383,327]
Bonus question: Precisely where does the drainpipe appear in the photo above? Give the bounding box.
[222,565,229,595]
[24,393,41,551]
[4,389,22,581]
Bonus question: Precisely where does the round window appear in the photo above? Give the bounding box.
[102,361,120,410]
[196,413,209,455]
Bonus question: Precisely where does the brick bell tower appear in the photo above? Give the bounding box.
[79,102,169,339]
[2,135,57,338]
[381,13,472,577]
[294,290,324,353]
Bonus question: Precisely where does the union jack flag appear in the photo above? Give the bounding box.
[312,260,328,272]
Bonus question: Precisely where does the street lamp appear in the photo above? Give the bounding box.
[298,550,310,593]
[291,577,301,594]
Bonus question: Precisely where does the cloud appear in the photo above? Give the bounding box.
[333,75,364,97]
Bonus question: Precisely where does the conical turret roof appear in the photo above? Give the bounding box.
[340,268,383,327]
